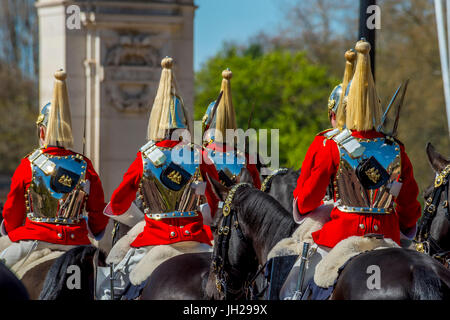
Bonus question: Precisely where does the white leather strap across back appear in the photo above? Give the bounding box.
[104,201,145,227]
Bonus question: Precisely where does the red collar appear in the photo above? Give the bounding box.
[155,140,181,148]
[350,130,384,139]
[41,146,74,156]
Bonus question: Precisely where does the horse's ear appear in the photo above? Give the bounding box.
[206,173,230,202]
[237,167,253,185]
[426,142,449,173]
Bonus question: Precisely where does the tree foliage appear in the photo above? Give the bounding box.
[0,64,37,174]
[194,44,338,167]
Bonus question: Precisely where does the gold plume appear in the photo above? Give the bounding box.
[214,69,237,143]
[336,49,357,129]
[146,57,190,141]
[345,40,382,131]
[44,70,74,148]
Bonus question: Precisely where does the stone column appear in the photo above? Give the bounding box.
[36,0,195,200]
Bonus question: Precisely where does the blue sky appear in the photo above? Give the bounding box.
[193,0,296,71]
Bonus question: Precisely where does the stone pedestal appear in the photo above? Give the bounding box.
[36,0,195,200]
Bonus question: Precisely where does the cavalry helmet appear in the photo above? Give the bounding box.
[147,57,190,141]
[36,102,51,128]
[202,68,237,144]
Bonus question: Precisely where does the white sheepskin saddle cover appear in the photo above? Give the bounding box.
[0,236,12,252]
[267,204,332,260]
[12,248,66,279]
[106,220,212,286]
[313,236,399,288]
[129,241,212,286]
[106,221,146,265]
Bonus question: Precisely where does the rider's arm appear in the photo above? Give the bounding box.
[109,153,143,215]
[84,157,109,237]
[395,145,421,233]
[1,158,31,235]
[293,135,339,215]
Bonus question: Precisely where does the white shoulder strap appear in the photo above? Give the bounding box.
[140,140,166,167]
[28,149,56,175]
[332,129,365,159]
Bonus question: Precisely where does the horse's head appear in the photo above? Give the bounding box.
[417,143,450,263]
[205,170,259,299]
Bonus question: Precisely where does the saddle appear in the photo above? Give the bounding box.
[106,220,212,287]
[129,241,212,286]
[12,248,66,279]
[313,235,399,288]
[267,203,332,260]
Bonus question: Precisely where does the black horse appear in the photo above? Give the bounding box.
[21,245,106,300]
[140,251,212,300]
[414,143,450,266]
[0,261,29,300]
[261,168,300,214]
[332,247,450,299]
[205,178,297,299]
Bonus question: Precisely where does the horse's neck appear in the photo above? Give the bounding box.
[431,209,450,249]
[239,192,297,265]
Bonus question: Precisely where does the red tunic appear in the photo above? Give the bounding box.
[206,142,261,189]
[293,130,421,248]
[2,147,109,245]
[109,140,219,248]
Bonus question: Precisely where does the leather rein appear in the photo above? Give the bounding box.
[415,164,450,267]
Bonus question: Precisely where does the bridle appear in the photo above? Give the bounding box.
[415,164,450,267]
[260,168,289,192]
[211,182,260,299]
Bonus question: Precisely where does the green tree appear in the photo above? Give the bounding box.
[0,64,37,174]
[194,44,338,168]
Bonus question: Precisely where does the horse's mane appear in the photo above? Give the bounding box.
[270,168,300,187]
[234,186,297,257]
[39,245,104,300]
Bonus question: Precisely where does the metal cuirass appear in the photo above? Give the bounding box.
[27,149,88,224]
[326,129,402,215]
[205,146,246,187]
[138,141,206,220]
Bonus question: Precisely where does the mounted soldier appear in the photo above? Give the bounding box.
[0,70,109,268]
[202,69,261,190]
[99,57,220,300]
[282,39,421,299]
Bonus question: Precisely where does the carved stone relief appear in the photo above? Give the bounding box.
[104,33,161,113]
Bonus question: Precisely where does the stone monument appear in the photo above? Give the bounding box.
[36,0,195,199]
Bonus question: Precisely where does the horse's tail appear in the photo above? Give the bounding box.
[38,245,100,300]
[411,265,449,300]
